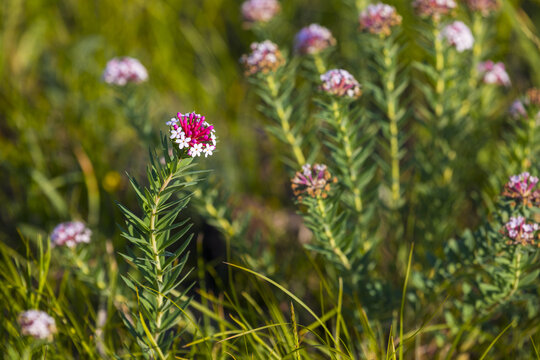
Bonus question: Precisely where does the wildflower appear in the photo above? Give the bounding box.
[294,24,336,55]
[241,0,280,24]
[465,0,499,16]
[167,112,217,158]
[502,172,540,207]
[477,61,511,87]
[440,21,474,52]
[502,216,539,246]
[18,310,56,340]
[412,0,457,21]
[509,99,526,119]
[359,3,402,36]
[320,69,362,98]
[51,221,91,248]
[291,164,337,200]
[102,57,148,86]
[241,40,285,75]
[526,88,540,106]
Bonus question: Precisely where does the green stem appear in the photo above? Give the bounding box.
[316,198,351,270]
[433,27,445,119]
[331,100,363,212]
[383,43,401,206]
[312,53,326,75]
[149,171,175,353]
[266,75,306,166]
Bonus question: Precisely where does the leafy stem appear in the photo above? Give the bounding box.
[265,74,306,166]
[330,100,363,213]
[316,197,351,271]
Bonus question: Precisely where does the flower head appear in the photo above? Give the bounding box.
[502,216,539,246]
[168,112,216,158]
[18,310,56,340]
[291,164,337,200]
[509,99,526,119]
[412,0,457,21]
[241,0,280,24]
[241,40,285,75]
[526,88,540,107]
[477,61,511,87]
[320,69,362,98]
[359,3,402,36]
[294,24,336,55]
[51,221,91,248]
[502,172,540,207]
[465,0,499,16]
[440,21,474,52]
[102,57,148,86]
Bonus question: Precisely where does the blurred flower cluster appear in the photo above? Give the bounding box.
[102,57,148,86]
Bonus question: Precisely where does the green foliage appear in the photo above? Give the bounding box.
[118,135,199,358]
[1,0,540,359]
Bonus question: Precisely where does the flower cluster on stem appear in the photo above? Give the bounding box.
[502,216,539,246]
[465,0,499,16]
[478,61,511,87]
[167,112,216,158]
[18,310,56,341]
[102,57,148,86]
[294,24,336,55]
[291,164,337,200]
[412,0,457,21]
[241,0,280,24]
[241,40,285,75]
[359,3,402,36]
[51,221,91,248]
[320,69,362,98]
[440,21,474,52]
[502,172,540,207]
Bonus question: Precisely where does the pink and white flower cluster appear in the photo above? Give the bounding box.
[503,216,539,246]
[294,24,336,55]
[167,112,216,158]
[412,0,457,21]
[440,21,474,52]
[359,3,402,36]
[465,0,499,15]
[241,40,285,75]
[502,172,540,206]
[291,164,337,200]
[320,69,362,99]
[241,0,280,24]
[18,310,56,340]
[102,57,148,86]
[478,61,511,87]
[51,221,91,248]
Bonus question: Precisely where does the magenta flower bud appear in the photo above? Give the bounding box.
[478,61,511,87]
[51,221,91,248]
[291,164,337,200]
[412,0,457,21]
[440,21,474,52]
[320,69,362,99]
[241,0,280,24]
[359,3,402,36]
[241,40,285,75]
[502,216,539,246]
[294,24,336,55]
[167,111,216,158]
[465,0,499,16]
[102,57,148,86]
[18,310,57,340]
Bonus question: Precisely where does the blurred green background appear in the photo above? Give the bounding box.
[1,0,540,247]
